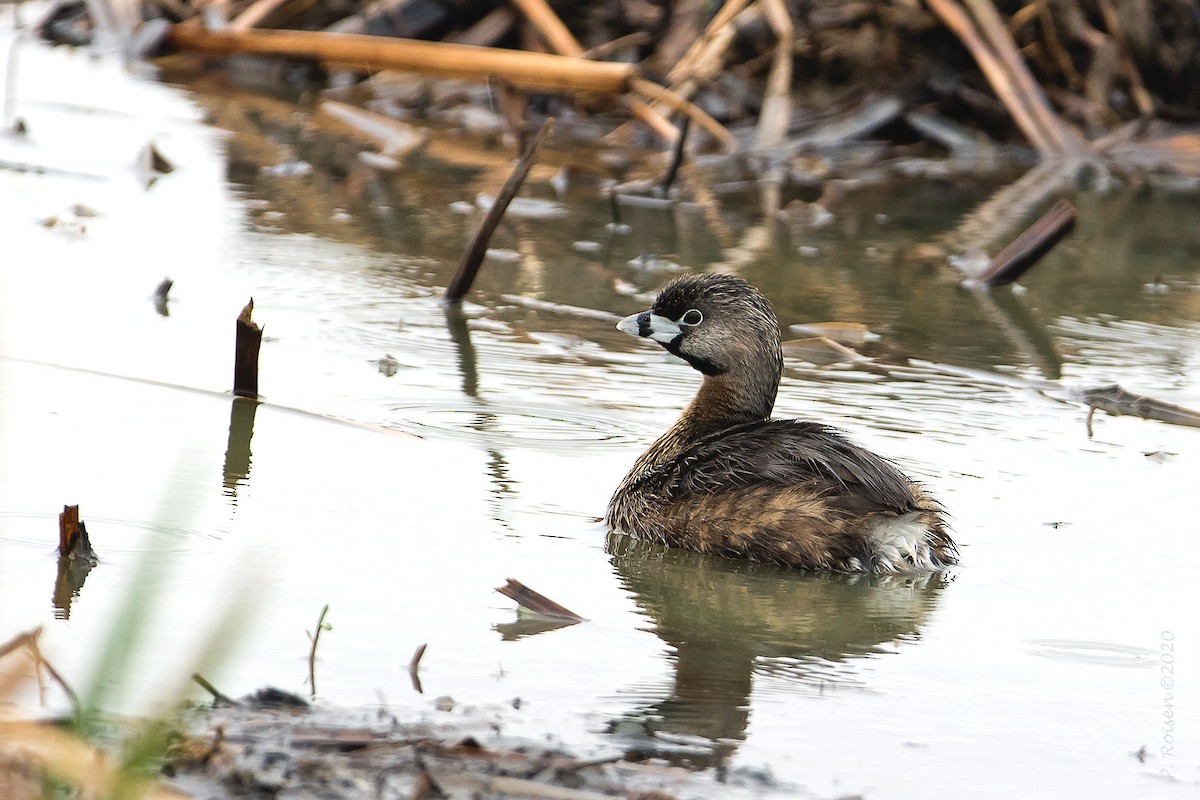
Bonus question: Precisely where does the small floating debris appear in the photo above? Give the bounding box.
[627,252,679,272]
[153,277,173,316]
[484,248,522,263]
[1142,276,1170,294]
[448,200,476,214]
[376,354,400,376]
[777,199,834,229]
[475,193,567,220]
[572,240,602,254]
[261,160,313,177]
[948,247,991,279]
[788,322,880,347]
[137,140,175,175]
[781,337,863,367]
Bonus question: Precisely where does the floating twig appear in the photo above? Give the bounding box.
[445,118,553,303]
[1080,384,1200,432]
[496,579,585,622]
[233,298,263,399]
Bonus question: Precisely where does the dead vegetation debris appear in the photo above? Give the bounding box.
[26,0,1200,170]
[165,696,783,800]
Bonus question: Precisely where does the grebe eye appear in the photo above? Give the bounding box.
[680,309,703,326]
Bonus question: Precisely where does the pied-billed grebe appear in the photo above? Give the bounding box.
[606,274,957,573]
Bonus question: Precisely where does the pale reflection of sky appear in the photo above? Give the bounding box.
[1,25,1198,800]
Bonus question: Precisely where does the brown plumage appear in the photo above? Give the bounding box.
[606,273,957,573]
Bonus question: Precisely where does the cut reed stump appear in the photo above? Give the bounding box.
[444,118,553,303]
[54,504,99,619]
[57,504,97,564]
[233,298,263,399]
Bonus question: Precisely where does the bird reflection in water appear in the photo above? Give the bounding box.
[605,532,951,768]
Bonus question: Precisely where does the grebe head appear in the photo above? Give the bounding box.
[617,273,781,377]
[617,273,783,425]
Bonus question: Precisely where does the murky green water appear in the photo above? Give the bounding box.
[2,24,1198,797]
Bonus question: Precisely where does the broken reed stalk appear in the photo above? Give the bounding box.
[979,198,1077,286]
[165,26,636,94]
[233,298,262,399]
[496,578,585,622]
[444,118,553,303]
[408,643,427,673]
[659,114,690,195]
[192,673,238,705]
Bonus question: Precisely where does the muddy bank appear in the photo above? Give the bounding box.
[167,690,794,799]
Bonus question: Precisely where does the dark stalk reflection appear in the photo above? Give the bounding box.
[222,396,258,500]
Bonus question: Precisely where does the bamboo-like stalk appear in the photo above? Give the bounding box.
[165,25,636,94]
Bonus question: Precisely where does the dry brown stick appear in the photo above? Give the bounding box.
[445,118,553,303]
[580,31,652,61]
[925,0,1053,155]
[496,579,585,622]
[165,26,637,94]
[978,198,1077,286]
[508,0,581,57]
[667,0,753,85]
[229,0,309,31]
[964,0,1083,154]
[755,0,793,149]
[447,6,517,47]
[505,0,679,143]
[630,78,738,151]
[1094,0,1153,117]
[233,299,262,399]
